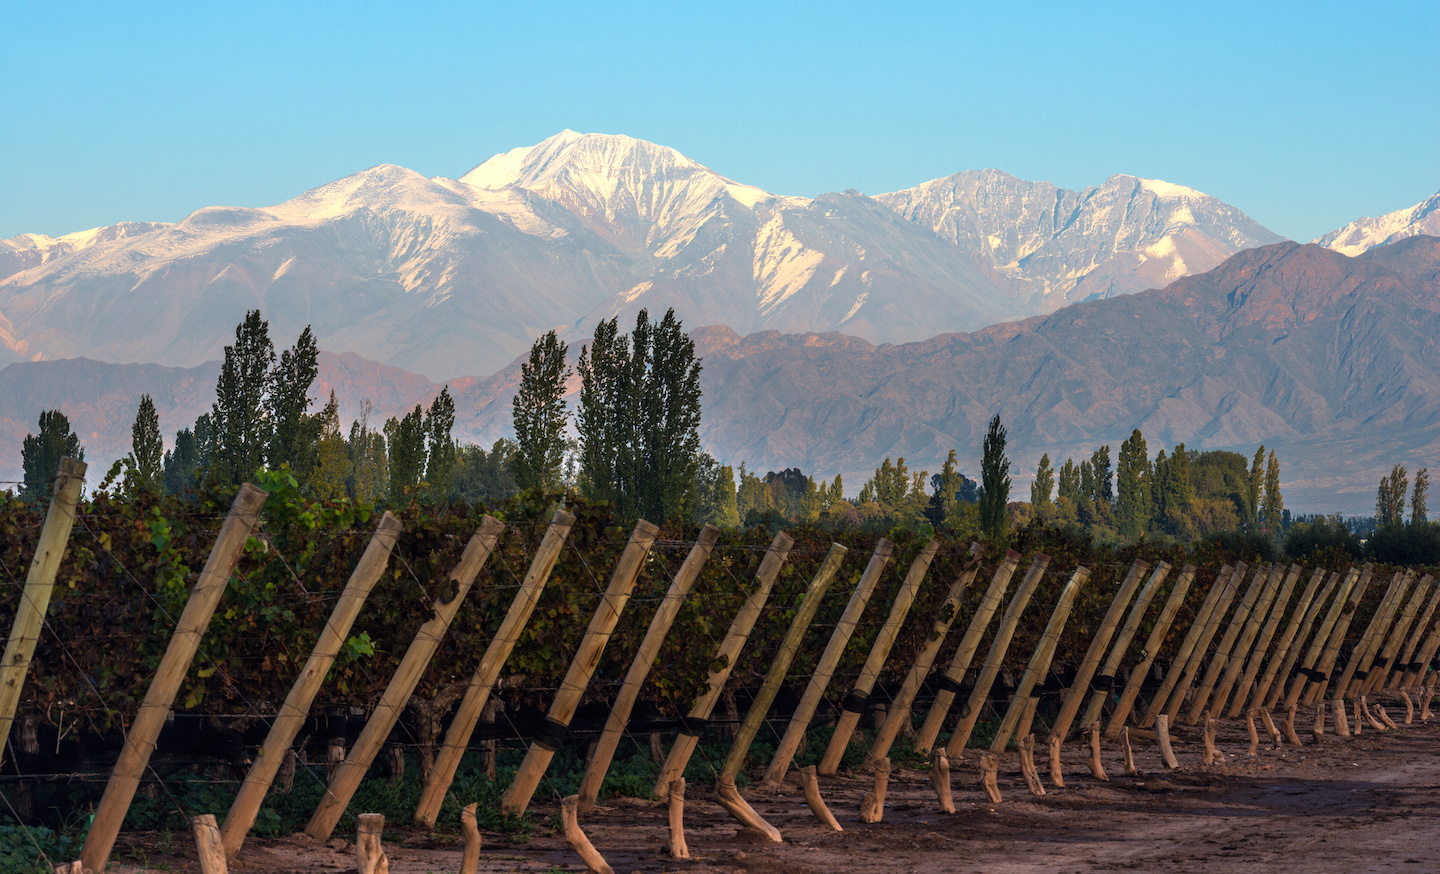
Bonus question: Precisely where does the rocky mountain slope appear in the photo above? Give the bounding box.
[0,131,1279,379]
[1314,190,1440,256]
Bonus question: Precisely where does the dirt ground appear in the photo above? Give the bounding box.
[113,698,1440,874]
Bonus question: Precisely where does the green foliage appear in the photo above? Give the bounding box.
[211,310,276,485]
[1031,453,1054,507]
[1367,521,1440,565]
[163,426,200,495]
[1115,429,1150,540]
[128,394,164,494]
[978,415,1010,543]
[268,325,320,478]
[450,439,520,507]
[512,330,571,491]
[19,410,83,505]
[1284,514,1363,561]
[384,405,427,503]
[0,819,78,873]
[1413,468,1430,524]
[1377,464,1409,527]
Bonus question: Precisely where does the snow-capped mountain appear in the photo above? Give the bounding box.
[0,131,1280,379]
[875,170,1285,307]
[1314,190,1440,256]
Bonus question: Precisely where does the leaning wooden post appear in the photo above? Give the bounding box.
[498,520,660,818]
[804,540,941,779]
[978,752,1002,803]
[1076,561,1171,735]
[1392,576,1440,690]
[1255,569,1334,711]
[1160,563,1249,722]
[0,457,85,761]
[80,483,267,874]
[758,539,897,787]
[1019,734,1047,794]
[1185,564,1273,725]
[859,757,890,823]
[667,779,691,858]
[1142,564,1238,725]
[192,814,226,874]
[1155,714,1179,769]
[1363,573,1432,696]
[1336,570,1412,699]
[945,555,1050,757]
[223,511,405,854]
[1401,604,1440,694]
[1050,560,1151,743]
[1224,564,1302,717]
[1085,722,1107,781]
[1299,565,1372,705]
[720,543,847,782]
[460,803,480,874]
[990,566,1089,752]
[1106,565,1196,738]
[930,749,955,813]
[1284,566,1364,709]
[798,767,843,830]
[913,551,1022,751]
[861,552,982,770]
[652,532,793,795]
[306,516,505,841]
[578,525,720,811]
[1215,564,1296,718]
[560,796,613,874]
[413,510,575,826]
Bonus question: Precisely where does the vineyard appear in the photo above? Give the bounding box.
[1,459,1436,874]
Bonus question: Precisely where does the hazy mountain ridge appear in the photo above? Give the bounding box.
[0,131,1284,379]
[1313,190,1440,256]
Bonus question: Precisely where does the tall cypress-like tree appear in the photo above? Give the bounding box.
[1116,429,1150,540]
[267,325,320,477]
[211,310,275,485]
[1090,445,1114,505]
[1377,464,1407,528]
[576,317,628,509]
[163,427,200,495]
[385,406,427,504]
[1413,468,1430,524]
[424,387,457,500]
[1057,458,1080,504]
[20,410,84,504]
[1261,449,1284,535]
[978,414,1011,542]
[1031,453,1054,506]
[127,394,163,493]
[512,331,571,491]
[1247,446,1266,531]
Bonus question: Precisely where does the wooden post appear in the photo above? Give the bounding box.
[80,483,267,874]
[223,511,405,854]
[1142,564,1240,725]
[1020,734,1047,793]
[0,457,85,760]
[1050,560,1151,743]
[577,525,720,811]
[759,539,898,787]
[1312,700,1326,743]
[1085,723,1107,781]
[1162,564,1251,722]
[192,814,226,874]
[652,532,792,795]
[1393,576,1440,690]
[1333,697,1350,736]
[978,752,1001,803]
[1076,561,1171,735]
[1363,573,1432,696]
[930,750,956,812]
[1155,714,1179,769]
[414,509,575,826]
[498,520,660,818]
[1377,704,1399,729]
[991,567,1089,752]
[1246,710,1260,756]
[1047,733,1065,787]
[1299,566,1373,706]
[460,803,480,874]
[859,757,890,823]
[715,774,782,843]
[914,552,1023,751]
[667,779,690,857]
[861,551,982,770]
[1201,713,1219,766]
[944,555,1050,757]
[803,540,940,780]
[719,544,846,782]
[1284,566,1364,709]
[356,813,388,874]
[1185,564,1273,724]
[1106,565,1196,738]
[1258,707,1283,748]
[1352,698,1365,735]
[798,766,843,830]
[1216,564,1297,717]
[1121,727,1139,776]
[560,796,613,874]
[1401,607,1440,695]
[1362,697,1388,731]
[307,516,505,840]
[1324,567,1393,705]
[1423,684,1435,721]
[1255,569,1334,711]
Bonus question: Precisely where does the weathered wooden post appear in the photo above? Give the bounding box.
[859,757,890,823]
[1105,565,1196,738]
[652,532,793,795]
[1050,560,1151,743]
[80,483,267,874]
[1300,565,1374,707]
[799,540,940,779]
[1185,564,1274,724]
[1225,565,1303,717]
[799,766,843,829]
[577,525,719,811]
[758,539,897,787]
[1336,570,1412,699]
[1391,576,1440,690]
[307,516,505,840]
[0,457,85,760]
[720,544,847,782]
[560,796,613,874]
[913,552,1022,751]
[223,511,405,854]
[1283,567,1363,709]
[499,520,660,818]
[1076,561,1171,734]
[944,554,1050,757]
[667,779,691,857]
[1212,564,1294,717]
[1159,563,1248,722]
[859,549,981,769]
[990,567,1089,752]
[1142,564,1238,725]
[1364,573,1432,695]
[413,509,575,825]
[1254,569,1333,711]
[192,814,226,874]
[1400,600,1440,693]
[460,803,480,874]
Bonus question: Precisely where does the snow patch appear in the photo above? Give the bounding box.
[753,215,824,314]
[1140,178,1203,200]
[829,266,848,287]
[620,281,653,303]
[839,291,868,323]
[272,256,296,281]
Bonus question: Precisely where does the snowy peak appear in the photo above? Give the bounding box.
[1314,190,1440,256]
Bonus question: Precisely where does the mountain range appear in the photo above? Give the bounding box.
[0,130,1287,379]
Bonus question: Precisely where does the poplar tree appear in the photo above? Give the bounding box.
[385,406,427,504]
[1089,445,1114,505]
[1261,449,1284,535]
[268,325,320,474]
[310,392,349,501]
[512,330,571,491]
[129,394,163,493]
[211,310,275,485]
[1057,458,1080,503]
[927,450,964,527]
[1116,429,1151,540]
[1414,469,1430,524]
[1031,453,1054,506]
[425,387,457,499]
[978,414,1011,542]
[1377,464,1408,528]
[163,427,200,495]
[1247,446,1266,531]
[19,410,83,504]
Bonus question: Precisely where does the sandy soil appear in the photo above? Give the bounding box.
[111,699,1440,874]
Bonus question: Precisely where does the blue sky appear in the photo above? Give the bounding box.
[2,1,1435,241]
